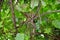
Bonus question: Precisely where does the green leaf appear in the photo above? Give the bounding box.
[30,0,39,9]
[44,28,52,34]
[0,21,3,28]
[15,33,24,40]
[25,34,30,40]
[41,0,46,7]
[52,20,60,29]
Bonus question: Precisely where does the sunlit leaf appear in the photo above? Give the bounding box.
[44,28,52,34]
[30,0,39,9]
[52,20,60,29]
[15,33,24,40]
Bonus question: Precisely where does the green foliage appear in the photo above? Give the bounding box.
[0,0,60,40]
[52,20,60,29]
[15,33,24,40]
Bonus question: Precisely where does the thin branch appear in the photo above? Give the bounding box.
[32,0,41,28]
[36,0,41,14]
[41,10,60,16]
[34,0,42,24]
[32,0,42,29]
[9,0,17,36]
[33,10,60,19]
[33,0,41,18]
[30,0,42,40]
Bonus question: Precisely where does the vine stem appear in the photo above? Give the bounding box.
[9,0,17,36]
[41,10,60,16]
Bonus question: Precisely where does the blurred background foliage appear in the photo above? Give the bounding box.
[0,0,60,40]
